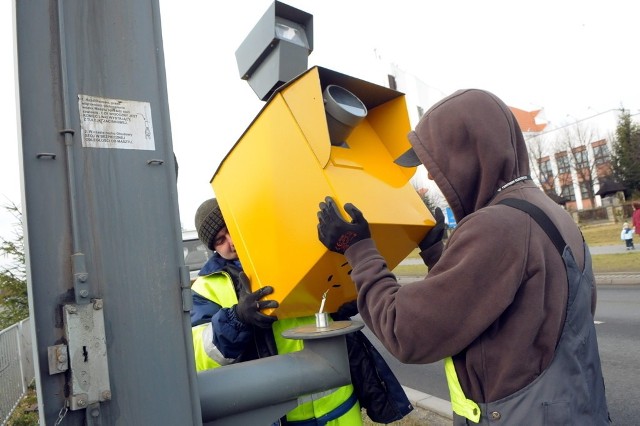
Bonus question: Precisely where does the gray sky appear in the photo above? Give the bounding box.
[2,0,639,237]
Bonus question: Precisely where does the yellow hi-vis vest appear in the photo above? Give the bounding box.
[191,272,361,425]
[191,272,238,371]
[444,356,481,423]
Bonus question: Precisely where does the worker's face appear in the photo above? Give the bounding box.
[214,227,237,261]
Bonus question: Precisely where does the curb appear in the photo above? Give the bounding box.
[402,386,453,423]
[594,273,640,285]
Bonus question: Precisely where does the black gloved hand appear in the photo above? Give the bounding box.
[234,272,278,328]
[419,207,446,251]
[331,300,358,321]
[317,196,371,254]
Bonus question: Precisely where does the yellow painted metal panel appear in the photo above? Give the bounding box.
[280,67,331,168]
[213,67,434,319]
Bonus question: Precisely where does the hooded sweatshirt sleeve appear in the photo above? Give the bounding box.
[343,89,579,403]
[345,203,530,364]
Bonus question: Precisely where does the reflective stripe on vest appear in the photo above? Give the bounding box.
[286,392,359,426]
[271,317,361,425]
[444,356,481,423]
[192,323,221,371]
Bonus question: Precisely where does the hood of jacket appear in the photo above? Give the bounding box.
[408,89,530,221]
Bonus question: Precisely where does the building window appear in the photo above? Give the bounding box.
[573,147,589,169]
[561,184,576,201]
[538,158,554,182]
[556,153,570,174]
[592,143,611,165]
[579,181,590,199]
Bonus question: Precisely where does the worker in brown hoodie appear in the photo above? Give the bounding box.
[316,89,610,425]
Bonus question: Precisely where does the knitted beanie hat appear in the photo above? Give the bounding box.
[194,198,225,250]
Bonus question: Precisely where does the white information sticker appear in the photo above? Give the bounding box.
[78,94,155,150]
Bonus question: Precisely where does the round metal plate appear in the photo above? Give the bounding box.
[281,320,364,340]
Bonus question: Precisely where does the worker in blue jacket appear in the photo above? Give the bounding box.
[190,198,361,425]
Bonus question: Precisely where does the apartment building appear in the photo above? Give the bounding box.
[512,107,618,211]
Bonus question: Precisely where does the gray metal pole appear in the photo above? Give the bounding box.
[16,1,363,424]
[198,322,362,425]
[15,1,200,424]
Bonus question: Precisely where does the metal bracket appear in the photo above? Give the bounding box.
[71,253,90,304]
[47,344,69,374]
[62,300,112,410]
[179,265,192,312]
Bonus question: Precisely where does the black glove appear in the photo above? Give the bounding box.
[234,272,278,328]
[419,207,445,251]
[331,300,358,321]
[317,196,371,254]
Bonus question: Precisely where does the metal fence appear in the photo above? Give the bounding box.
[0,318,34,425]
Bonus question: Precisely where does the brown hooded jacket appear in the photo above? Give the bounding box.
[344,89,592,403]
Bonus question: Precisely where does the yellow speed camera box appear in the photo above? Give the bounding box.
[213,66,434,318]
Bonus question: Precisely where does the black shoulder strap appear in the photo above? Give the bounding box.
[497,198,566,256]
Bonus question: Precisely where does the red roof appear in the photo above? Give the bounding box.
[510,107,547,133]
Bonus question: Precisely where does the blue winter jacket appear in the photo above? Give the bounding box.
[190,254,249,359]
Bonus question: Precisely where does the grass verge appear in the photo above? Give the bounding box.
[579,222,630,246]
[591,252,640,273]
[5,382,38,426]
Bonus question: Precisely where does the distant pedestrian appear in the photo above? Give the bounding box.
[632,201,640,237]
[621,222,635,250]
